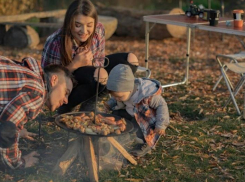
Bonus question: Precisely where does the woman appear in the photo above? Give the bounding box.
[41,0,139,114]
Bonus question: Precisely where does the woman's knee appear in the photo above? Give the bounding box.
[127,53,139,66]
[94,68,108,85]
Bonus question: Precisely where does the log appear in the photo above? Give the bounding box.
[39,17,63,38]
[107,137,137,165]
[0,9,66,23]
[3,25,40,48]
[98,15,117,40]
[39,15,117,40]
[95,3,186,39]
[83,137,99,182]
[53,139,81,175]
[1,22,62,28]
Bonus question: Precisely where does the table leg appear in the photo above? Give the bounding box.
[107,137,137,165]
[186,26,191,85]
[161,26,191,88]
[145,21,149,70]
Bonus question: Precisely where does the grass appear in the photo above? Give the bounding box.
[1,30,245,181]
[2,76,244,181]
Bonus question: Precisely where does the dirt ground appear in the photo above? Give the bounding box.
[0,29,245,181]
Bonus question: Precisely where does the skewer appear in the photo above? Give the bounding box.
[92,57,109,123]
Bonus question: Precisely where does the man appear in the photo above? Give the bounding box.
[0,56,74,169]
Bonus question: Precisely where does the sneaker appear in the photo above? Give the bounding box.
[131,143,151,157]
[135,137,144,144]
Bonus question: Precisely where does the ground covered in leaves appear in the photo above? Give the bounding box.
[0,30,245,182]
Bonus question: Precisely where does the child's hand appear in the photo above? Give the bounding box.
[154,128,166,136]
[103,101,111,113]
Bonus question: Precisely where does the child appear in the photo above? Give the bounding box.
[105,64,170,157]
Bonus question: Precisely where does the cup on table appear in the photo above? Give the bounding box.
[203,9,212,21]
[233,10,244,28]
[209,10,220,26]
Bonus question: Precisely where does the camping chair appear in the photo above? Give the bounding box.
[213,36,245,91]
[136,66,151,78]
[218,61,245,115]
[213,51,245,91]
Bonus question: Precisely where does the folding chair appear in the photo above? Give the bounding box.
[136,66,151,78]
[219,61,245,115]
[213,51,245,91]
[213,36,245,91]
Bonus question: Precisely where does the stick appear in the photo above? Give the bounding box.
[83,136,99,182]
[53,139,80,175]
[107,137,137,165]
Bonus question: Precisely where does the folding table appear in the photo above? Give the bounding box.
[143,13,232,88]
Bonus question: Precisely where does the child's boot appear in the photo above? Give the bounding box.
[131,143,151,157]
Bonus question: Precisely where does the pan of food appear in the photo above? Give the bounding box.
[55,111,134,137]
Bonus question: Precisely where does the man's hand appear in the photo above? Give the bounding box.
[154,128,166,136]
[19,128,37,141]
[23,151,40,168]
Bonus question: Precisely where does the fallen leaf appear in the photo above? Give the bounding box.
[125,178,143,182]
[234,166,244,169]
[232,142,245,146]
[195,97,200,100]
[179,95,188,101]
[223,115,230,119]
[220,133,233,138]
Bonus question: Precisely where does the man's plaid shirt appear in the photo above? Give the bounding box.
[41,22,105,68]
[0,56,46,169]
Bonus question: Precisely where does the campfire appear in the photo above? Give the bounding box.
[53,57,137,182]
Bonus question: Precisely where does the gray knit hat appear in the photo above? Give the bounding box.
[107,64,135,92]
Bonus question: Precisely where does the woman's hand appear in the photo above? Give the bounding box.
[68,47,93,72]
[73,47,93,67]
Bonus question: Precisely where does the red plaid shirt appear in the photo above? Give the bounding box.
[0,56,46,169]
[41,22,105,68]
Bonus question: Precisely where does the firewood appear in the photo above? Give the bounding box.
[83,136,99,182]
[53,139,81,175]
[107,137,137,165]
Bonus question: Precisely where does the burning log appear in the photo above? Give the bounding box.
[83,137,99,182]
[107,137,137,165]
[53,139,82,175]
[53,112,136,181]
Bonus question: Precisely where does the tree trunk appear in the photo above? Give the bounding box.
[39,15,118,40]
[3,25,40,48]
[95,3,186,39]
[98,15,117,40]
